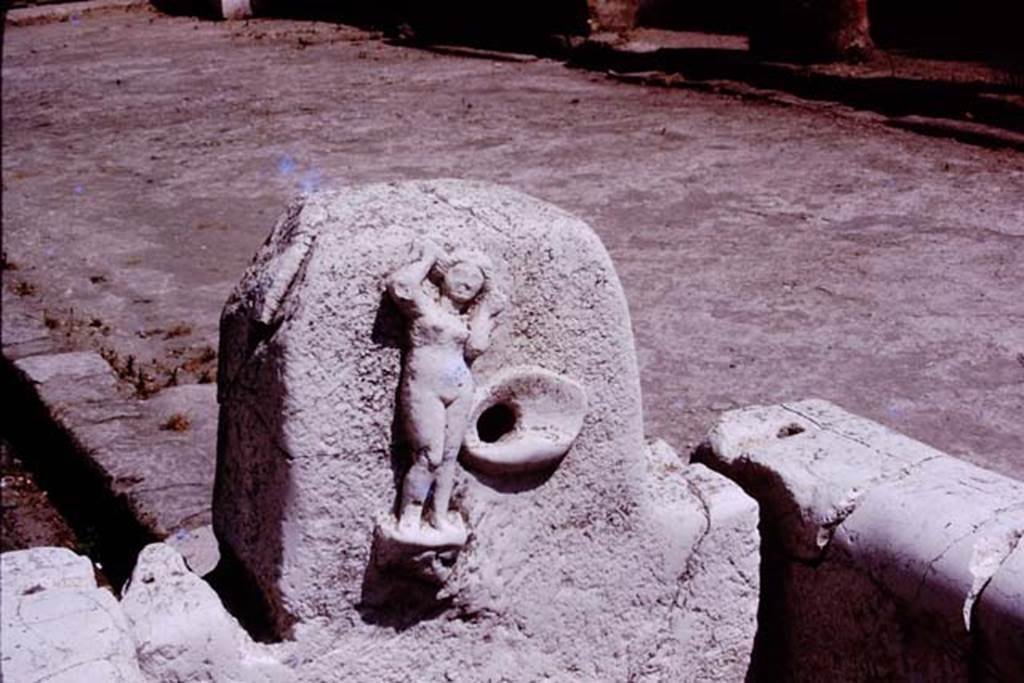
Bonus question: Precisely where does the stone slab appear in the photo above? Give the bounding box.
[703,399,1024,681]
[707,398,943,560]
[9,351,218,557]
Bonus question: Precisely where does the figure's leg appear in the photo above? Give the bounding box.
[431,390,474,531]
[398,389,445,534]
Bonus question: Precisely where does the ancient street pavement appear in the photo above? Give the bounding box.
[3,7,1022,477]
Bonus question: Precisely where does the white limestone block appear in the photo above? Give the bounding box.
[643,445,761,681]
[1,547,144,683]
[121,543,294,683]
[0,545,96,594]
[215,180,760,680]
[705,398,1024,681]
[831,456,1024,637]
[707,398,941,560]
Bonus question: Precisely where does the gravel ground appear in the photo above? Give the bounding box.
[1,439,79,553]
[3,7,1023,483]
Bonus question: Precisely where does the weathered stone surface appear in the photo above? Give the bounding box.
[216,180,759,680]
[1,546,96,595]
[0,289,58,360]
[1,547,144,683]
[164,523,221,577]
[704,399,1024,681]
[11,351,217,543]
[707,399,941,560]
[121,543,294,682]
[642,442,760,680]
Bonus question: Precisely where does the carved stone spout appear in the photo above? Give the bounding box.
[461,366,587,476]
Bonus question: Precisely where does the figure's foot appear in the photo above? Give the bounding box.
[433,511,465,536]
[396,514,421,538]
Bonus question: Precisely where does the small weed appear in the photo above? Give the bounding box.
[101,347,156,398]
[43,310,60,329]
[163,323,192,339]
[180,345,217,374]
[11,280,36,297]
[134,372,157,399]
[160,413,191,432]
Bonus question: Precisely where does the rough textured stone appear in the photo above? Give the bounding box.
[121,543,294,682]
[1,546,97,595]
[642,444,760,680]
[1,547,144,683]
[703,399,1024,681]
[215,180,759,680]
[707,399,943,560]
[164,523,221,577]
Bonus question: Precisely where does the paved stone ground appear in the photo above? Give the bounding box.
[3,7,1023,487]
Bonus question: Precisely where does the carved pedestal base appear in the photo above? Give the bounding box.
[372,515,468,585]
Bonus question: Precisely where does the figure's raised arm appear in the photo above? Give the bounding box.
[387,240,440,315]
[466,288,506,360]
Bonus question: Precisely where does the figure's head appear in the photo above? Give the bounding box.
[434,248,491,306]
[442,260,485,305]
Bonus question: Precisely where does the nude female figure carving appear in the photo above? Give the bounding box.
[387,239,505,541]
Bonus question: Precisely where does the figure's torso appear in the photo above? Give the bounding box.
[405,310,473,405]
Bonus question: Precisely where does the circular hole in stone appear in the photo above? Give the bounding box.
[477,403,517,443]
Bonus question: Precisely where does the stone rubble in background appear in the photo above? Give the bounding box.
[1,547,145,683]
[703,399,1024,681]
[1,544,292,683]
[121,544,294,682]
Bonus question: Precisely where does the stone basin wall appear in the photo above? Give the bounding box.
[702,399,1024,681]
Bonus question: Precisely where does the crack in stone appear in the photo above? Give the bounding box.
[777,404,949,559]
[421,184,511,237]
[671,477,713,614]
[962,522,1024,631]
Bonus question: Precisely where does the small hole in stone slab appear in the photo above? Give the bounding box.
[777,423,805,438]
[477,403,516,443]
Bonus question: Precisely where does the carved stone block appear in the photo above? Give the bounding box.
[214,180,759,680]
